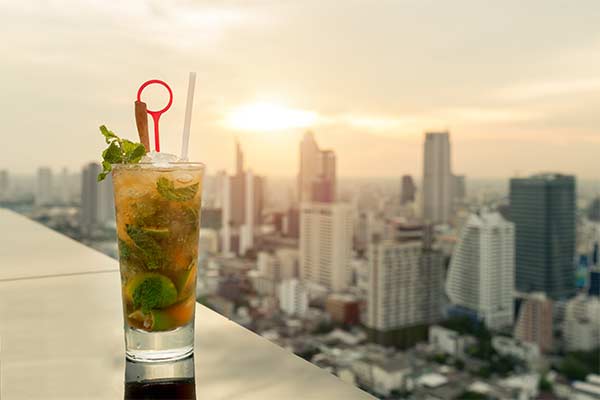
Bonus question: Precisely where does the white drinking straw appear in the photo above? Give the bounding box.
[181,71,197,160]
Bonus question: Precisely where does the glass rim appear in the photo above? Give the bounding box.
[111,161,205,169]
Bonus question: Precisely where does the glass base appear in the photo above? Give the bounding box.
[125,321,194,363]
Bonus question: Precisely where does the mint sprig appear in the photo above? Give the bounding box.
[97,125,147,181]
[156,177,199,202]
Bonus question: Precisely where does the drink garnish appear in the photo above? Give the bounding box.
[156,177,199,202]
[127,273,178,313]
[97,125,147,181]
[126,224,166,270]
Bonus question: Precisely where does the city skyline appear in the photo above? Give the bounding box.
[2,1,600,178]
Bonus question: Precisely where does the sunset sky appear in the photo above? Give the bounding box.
[2,0,599,178]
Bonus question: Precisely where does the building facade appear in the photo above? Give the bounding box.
[300,202,353,292]
[80,162,114,236]
[278,278,309,317]
[563,294,600,352]
[422,132,453,225]
[400,175,416,205]
[513,293,554,353]
[298,131,336,204]
[446,212,515,330]
[366,231,444,348]
[35,167,54,206]
[510,174,576,300]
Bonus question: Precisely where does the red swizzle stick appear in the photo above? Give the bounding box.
[136,80,173,152]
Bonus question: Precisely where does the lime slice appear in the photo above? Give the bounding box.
[176,267,197,301]
[126,273,178,312]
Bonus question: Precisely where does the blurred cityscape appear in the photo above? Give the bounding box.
[1,131,599,400]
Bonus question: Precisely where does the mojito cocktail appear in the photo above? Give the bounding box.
[113,161,203,362]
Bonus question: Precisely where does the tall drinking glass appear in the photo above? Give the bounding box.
[112,162,204,362]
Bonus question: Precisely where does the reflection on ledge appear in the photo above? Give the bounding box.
[125,355,196,400]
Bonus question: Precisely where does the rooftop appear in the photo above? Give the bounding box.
[0,209,374,399]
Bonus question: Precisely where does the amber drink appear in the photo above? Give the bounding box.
[113,161,203,362]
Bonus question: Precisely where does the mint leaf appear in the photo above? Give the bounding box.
[97,125,147,181]
[102,142,123,163]
[131,274,178,312]
[156,177,199,202]
[127,143,147,163]
[126,224,165,270]
[100,125,119,143]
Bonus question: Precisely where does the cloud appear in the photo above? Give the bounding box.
[497,78,600,100]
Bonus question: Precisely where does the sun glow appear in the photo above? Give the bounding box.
[226,102,317,132]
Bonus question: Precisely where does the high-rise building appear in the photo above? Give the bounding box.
[514,293,554,353]
[80,163,114,236]
[35,167,54,206]
[563,294,600,352]
[446,212,515,330]
[0,169,9,201]
[422,132,452,224]
[299,202,353,292]
[588,197,600,222]
[278,278,309,317]
[510,174,576,300]
[366,226,444,348]
[452,174,466,209]
[220,172,232,254]
[298,131,336,203]
[56,167,71,205]
[224,141,264,255]
[400,175,416,205]
[589,267,600,297]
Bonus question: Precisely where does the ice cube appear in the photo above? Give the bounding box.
[142,151,180,167]
[125,186,149,199]
[175,172,193,183]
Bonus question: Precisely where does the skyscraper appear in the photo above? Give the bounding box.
[366,225,444,348]
[0,169,9,201]
[299,202,353,292]
[563,294,600,352]
[35,167,54,206]
[298,131,336,203]
[278,278,309,317]
[225,140,264,255]
[510,174,576,300]
[514,293,554,353]
[422,132,452,224]
[452,174,466,209]
[400,175,416,205]
[446,212,515,330]
[80,162,114,236]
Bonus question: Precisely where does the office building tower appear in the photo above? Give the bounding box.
[0,169,9,200]
[366,226,444,348]
[510,174,576,300]
[298,131,336,203]
[223,141,264,255]
[56,167,71,205]
[35,167,54,206]
[80,163,114,236]
[278,279,309,317]
[300,202,353,292]
[514,293,554,353]
[220,173,232,254]
[446,212,515,330]
[283,207,300,238]
[589,267,600,297]
[563,294,600,352]
[326,294,360,325]
[230,141,246,228]
[588,198,600,222]
[452,174,466,208]
[422,132,452,224]
[400,175,416,205]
